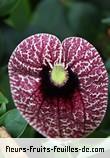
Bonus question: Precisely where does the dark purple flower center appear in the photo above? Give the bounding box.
[40,65,80,98]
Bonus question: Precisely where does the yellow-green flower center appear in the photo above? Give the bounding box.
[50,64,68,87]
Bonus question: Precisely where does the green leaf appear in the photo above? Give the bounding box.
[30,0,72,40]
[0,0,19,16]
[0,66,14,109]
[0,92,8,104]
[7,0,31,31]
[77,0,110,10]
[0,92,8,116]
[87,131,108,138]
[102,18,110,24]
[0,24,27,67]
[95,0,110,10]
[0,103,6,116]
[0,30,5,65]
[20,125,36,138]
[68,2,101,41]
[105,58,110,71]
[0,109,28,137]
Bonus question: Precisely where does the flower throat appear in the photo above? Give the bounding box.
[40,64,80,98]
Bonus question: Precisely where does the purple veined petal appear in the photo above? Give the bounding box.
[8,34,109,138]
[62,37,109,136]
[8,33,63,137]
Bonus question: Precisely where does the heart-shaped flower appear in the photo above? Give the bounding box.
[8,34,108,137]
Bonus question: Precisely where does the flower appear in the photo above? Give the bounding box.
[8,34,108,138]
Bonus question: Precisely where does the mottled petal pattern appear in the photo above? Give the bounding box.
[8,34,108,138]
[62,37,108,136]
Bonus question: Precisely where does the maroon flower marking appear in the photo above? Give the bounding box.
[8,34,108,137]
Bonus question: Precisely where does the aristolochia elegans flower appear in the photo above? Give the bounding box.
[8,34,108,137]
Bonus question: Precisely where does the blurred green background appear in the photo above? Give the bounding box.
[0,0,110,138]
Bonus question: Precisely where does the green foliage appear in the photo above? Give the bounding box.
[0,92,8,105]
[0,92,8,115]
[68,2,101,41]
[0,109,27,137]
[30,0,72,40]
[0,0,19,16]
[0,25,25,66]
[20,125,36,138]
[7,0,31,31]
[102,18,110,24]
[0,67,14,108]
[77,0,110,10]
[105,59,110,72]
[0,0,110,138]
